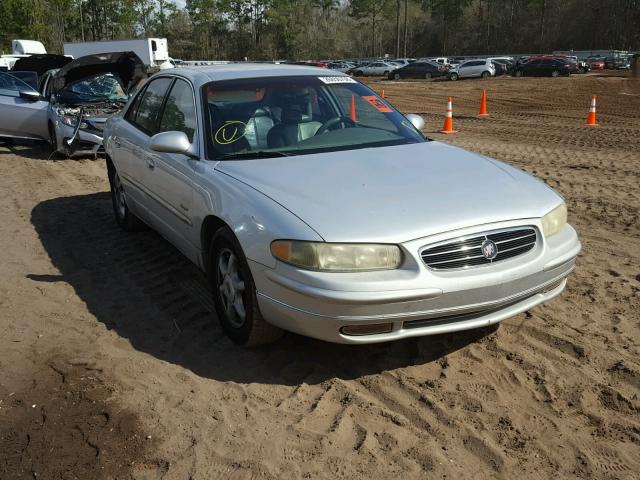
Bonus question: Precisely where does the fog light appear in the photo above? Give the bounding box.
[340,323,393,336]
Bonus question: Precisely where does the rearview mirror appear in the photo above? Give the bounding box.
[405,113,425,131]
[149,131,196,157]
[19,90,42,102]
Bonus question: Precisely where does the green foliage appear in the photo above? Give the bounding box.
[0,0,638,59]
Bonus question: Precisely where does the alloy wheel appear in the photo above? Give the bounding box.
[217,248,247,328]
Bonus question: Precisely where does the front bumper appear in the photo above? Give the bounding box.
[251,221,581,344]
[53,121,103,157]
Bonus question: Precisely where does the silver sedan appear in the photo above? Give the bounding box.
[103,65,581,346]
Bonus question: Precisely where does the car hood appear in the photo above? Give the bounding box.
[12,54,72,76]
[51,51,145,95]
[215,142,563,243]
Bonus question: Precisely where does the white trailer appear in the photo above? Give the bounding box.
[63,38,171,70]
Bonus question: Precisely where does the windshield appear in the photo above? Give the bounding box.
[202,76,425,160]
[58,74,127,103]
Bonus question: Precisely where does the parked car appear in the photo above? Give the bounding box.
[0,51,145,157]
[587,57,605,69]
[388,61,447,80]
[513,58,575,77]
[327,61,355,73]
[351,61,398,76]
[448,59,495,80]
[103,64,580,346]
[391,58,416,67]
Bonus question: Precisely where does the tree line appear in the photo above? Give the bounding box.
[1,0,638,61]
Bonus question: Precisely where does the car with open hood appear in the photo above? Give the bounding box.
[0,51,144,157]
[102,64,581,346]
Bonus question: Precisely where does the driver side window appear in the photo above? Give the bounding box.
[126,77,173,136]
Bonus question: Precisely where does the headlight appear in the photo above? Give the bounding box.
[56,108,88,129]
[541,203,567,237]
[60,115,78,127]
[271,241,403,272]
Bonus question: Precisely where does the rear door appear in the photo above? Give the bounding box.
[0,72,49,140]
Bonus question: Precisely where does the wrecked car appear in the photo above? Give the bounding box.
[0,51,144,157]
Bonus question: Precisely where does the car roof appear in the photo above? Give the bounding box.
[153,63,344,85]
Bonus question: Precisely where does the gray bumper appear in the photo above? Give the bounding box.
[250,221,581,344]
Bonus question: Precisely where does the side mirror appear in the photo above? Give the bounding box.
[19,90,42,102]
[149,131,196,157]
[405,113,425,131]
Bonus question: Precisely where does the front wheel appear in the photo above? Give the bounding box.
[393,72,401,80]
[551,70,560,77]
[210,227,283,346]
[514,70,523,77]
[449,72,459,81]
[424,72,432,80]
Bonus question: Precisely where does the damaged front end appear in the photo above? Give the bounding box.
[49,52,145,157]
[52,102,125,157]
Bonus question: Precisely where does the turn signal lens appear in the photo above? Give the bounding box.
[271,241,402,272]
[541,203,567,238]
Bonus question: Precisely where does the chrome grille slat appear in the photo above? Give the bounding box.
[427,253,487,266]
[494,232,536,244]
[421,227,537,270]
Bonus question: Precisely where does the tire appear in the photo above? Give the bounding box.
[383,71,389,76]
[107,160,144,231]
[424,72,432,80]
[48,122,61,157]
[355,71,363,77]
[514,70,523,77]
[449,72,459,81]
[481,71,490,79]
[551,70,560,77]
[393,72,401,80]
[209,227,283,347]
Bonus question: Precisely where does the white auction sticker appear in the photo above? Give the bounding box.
[318,76,357,84]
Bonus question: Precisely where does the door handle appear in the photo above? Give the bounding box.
[146,159,155,170]
[113,137,121,148]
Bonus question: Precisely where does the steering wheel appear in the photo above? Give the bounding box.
[315,116,356,135]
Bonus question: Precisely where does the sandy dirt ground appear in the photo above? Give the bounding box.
[0,72,639,479]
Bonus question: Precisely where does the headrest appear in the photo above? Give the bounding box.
[282,108,311,124]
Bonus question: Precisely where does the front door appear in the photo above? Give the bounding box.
[0,72,49,141]
[140,78,199,260]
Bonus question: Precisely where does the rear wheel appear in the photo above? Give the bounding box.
[514,70,523,77]
[551,70,560,77]
[355,70,363,77]
[210,227,283,347]
[424,72,432,80]
[481,71,490,79]
[393,72,401,80]
[107,161,144,231]
[383,70,389,76]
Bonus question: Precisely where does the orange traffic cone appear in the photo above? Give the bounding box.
[350,95,357,122]
[585,95,598,126]
[479,89,489,117]
[441,96,456,134]
[381,89,386,98]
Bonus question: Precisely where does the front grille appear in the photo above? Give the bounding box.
[421,227,537,270]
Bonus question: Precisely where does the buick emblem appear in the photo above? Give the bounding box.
[481,239,498,260]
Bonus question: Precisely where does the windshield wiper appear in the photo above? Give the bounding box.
[220,150,293,160]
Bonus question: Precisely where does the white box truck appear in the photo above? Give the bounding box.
[63,38,172,70]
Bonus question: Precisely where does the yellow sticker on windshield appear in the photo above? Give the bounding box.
[362,95,392,113]
[215,121,247,145]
